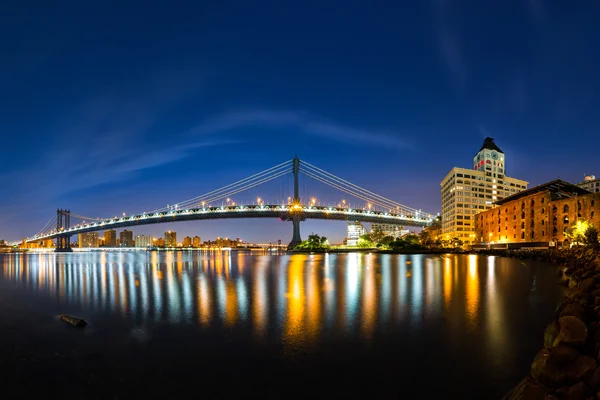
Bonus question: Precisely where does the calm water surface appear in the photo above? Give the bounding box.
[0,252,564,398]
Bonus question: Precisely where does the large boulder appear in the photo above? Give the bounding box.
[522,379,547,400]
[563,355,597,383]
[578,278,597,294]
[559,303,586,321]
[553,316,588,347]
[544,321,560,349]
[531,349,561,388]
[555,382,591,400]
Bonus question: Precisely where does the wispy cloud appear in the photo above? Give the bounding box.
[431,0,467,87]
[189,109,413,150]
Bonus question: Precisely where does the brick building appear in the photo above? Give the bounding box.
[475,180,597,247]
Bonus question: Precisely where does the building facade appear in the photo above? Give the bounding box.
[192,236,201,247]
[440,137,528,245]
[78,232,99,248]
[475,180,595,246]
[165,231,177,247]
[371,223,408,239]
[120,230,133,247]
[576,175,600,193]
[183,236,192,247]
[104,229,117,247]
[346,221,366,246]
[135,235,153,248]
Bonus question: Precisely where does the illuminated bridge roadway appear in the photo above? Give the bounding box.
[22,156,435,251]
[27,204,432,242]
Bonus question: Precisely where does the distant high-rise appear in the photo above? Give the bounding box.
[104,229,117,247]
[440,137,528,245]
[165,231,177,247]
[78,232,99,248]
[135,235,153,248]
[192,236,201,247]
[576,175,600,193]
[156,238,165,247]
[183,236,192,247]
[120,230,133,247]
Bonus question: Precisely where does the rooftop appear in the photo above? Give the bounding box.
[494,179,591,206]
[478,137,503,154]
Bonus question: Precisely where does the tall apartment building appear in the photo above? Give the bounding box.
[371,223,409,239]
[120,230,133,247]
[183,236,192,247]
[165,231,177,247]
[346,221,366,246]
[104,229,117,247]
[135,235,153,248]
[192,236,201,247]
[440,137,528,245]
[576,175,600,193]
[78,232,99,248]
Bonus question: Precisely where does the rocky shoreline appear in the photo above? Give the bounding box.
[498,248,600,400]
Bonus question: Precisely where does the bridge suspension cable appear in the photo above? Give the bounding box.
[34,215,57,237]
[69,213,105,222]
[148,160,292,212]
[301,161,432,217]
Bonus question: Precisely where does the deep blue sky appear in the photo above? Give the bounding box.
[2,0,600,243]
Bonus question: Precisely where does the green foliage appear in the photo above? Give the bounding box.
[294,233,330,251]
[357,238,375,248]
[566,219,597,248]
[389,234,426,251]
[585,226,600,250]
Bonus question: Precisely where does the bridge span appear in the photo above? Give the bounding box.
[22,156,435,251]
[27,204,431,242]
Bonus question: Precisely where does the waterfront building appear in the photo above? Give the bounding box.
[371,223,408,239]
[120,230,133,247]
[192,236,201,247]
[104,229,117,247]
[183,236,192,247]
[576,175,600,193]
[165,231,177,247]
[346,221,366,246]
[440,137,528,245]
[474,179,594,247]
[78,232,99,248]
[135,235,153,248]
[156,238,165,247]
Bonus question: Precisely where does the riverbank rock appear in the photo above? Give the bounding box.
[57,314,87,327]
[554,316,587,347]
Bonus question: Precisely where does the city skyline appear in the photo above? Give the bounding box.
[2,2,600,243]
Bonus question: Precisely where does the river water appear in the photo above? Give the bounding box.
[0,251,563,398]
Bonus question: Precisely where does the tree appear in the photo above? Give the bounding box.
[566,219,593,246]
[585,226,600,250]
[357,237,375,248]
[295,234,330,250]
[369,228,387,245]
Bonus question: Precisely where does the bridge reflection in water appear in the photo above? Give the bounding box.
[0,251,564,399]
[0,252,536,342]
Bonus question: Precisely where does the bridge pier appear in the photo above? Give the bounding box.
[55,235,72,252]
[54,209,73,252]
[287,156,303,250]
[288,215,302,250]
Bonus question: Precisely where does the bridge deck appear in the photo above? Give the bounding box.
[27,204,432,242]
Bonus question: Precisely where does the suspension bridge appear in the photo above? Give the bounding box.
[22,157,435,251]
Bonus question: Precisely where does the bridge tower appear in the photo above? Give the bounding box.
[288,156,304,250]
[55,209,73,252]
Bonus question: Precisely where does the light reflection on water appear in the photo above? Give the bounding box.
[0,251,564,398]
[0,252,548,341]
